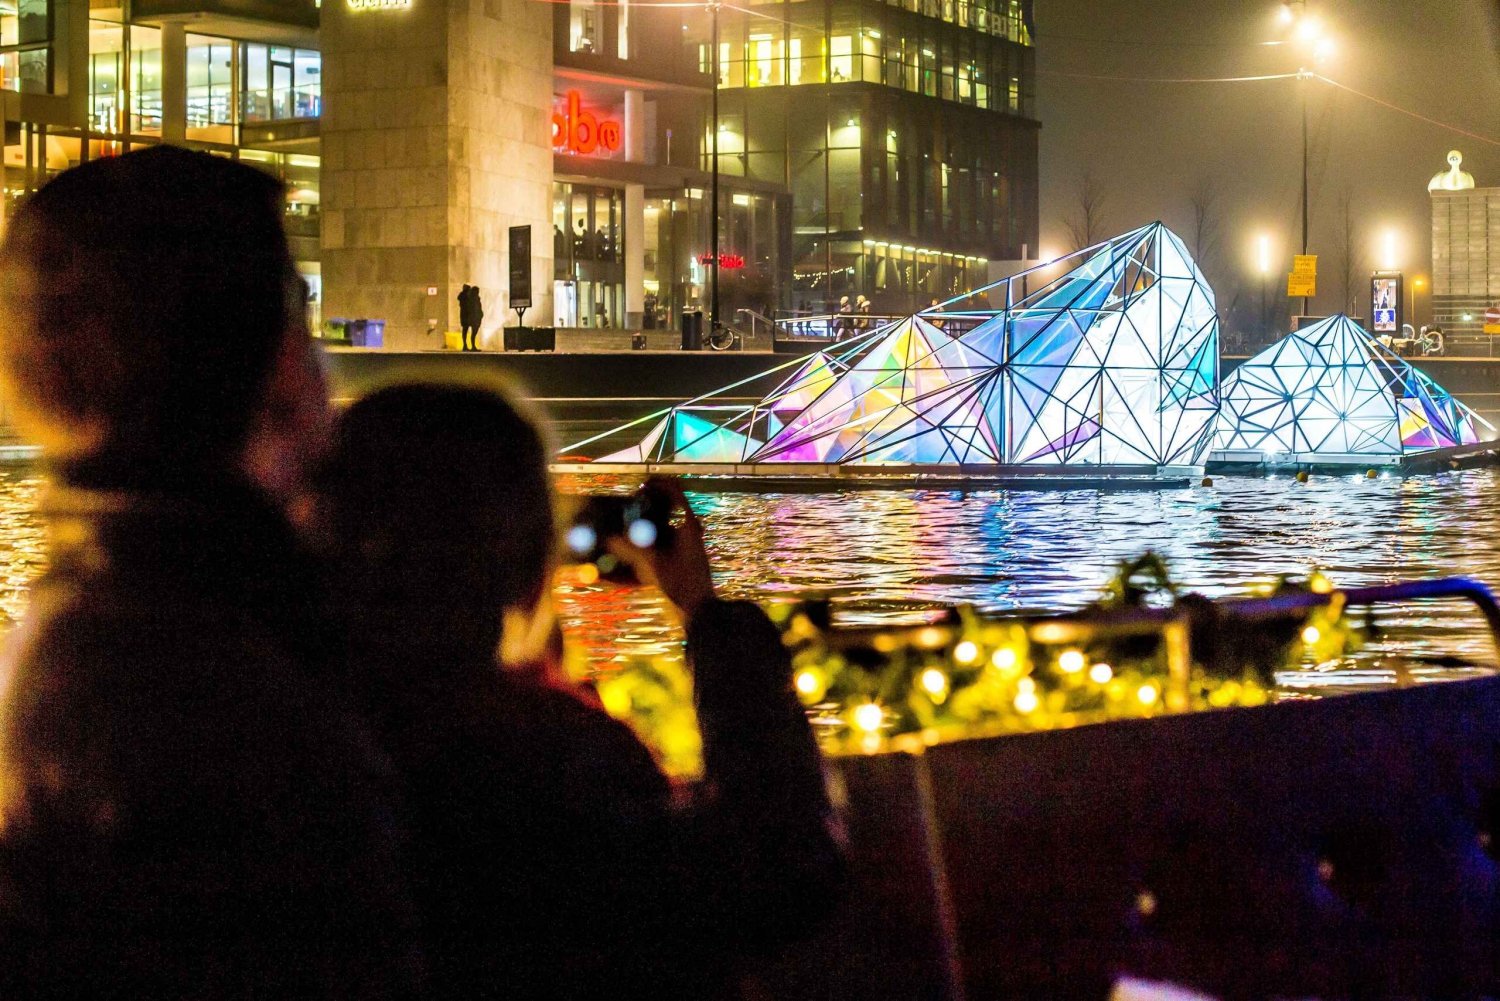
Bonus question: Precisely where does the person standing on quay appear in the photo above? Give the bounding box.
[0,147,420,998]
[458,283,483,352]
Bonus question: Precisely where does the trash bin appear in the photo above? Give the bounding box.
[680,310,704,351]
[357,319,385,349]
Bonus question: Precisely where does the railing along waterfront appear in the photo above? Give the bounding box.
[740,578,1500,1001]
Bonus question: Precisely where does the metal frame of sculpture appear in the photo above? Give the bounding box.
[576,223,1221,468]
[1212,314,1492,462]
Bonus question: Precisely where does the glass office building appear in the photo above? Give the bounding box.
[687,0,1038,313]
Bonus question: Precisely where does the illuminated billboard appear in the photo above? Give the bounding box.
[1371,272,1401,333]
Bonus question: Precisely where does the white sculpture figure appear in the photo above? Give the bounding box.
[1428,149,1476,192]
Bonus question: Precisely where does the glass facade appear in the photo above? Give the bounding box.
[700,0,1032,115]
[4,19,324,307]
[553,181,626,328]
[683,0,1037,313]
[242,44,321,123]
[0,0,51,94]
[186,34,234,140]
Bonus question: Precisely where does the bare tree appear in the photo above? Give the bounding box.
[1333,190,1364,317]
[1062,169,1110,252]
[1188,178,1222,274]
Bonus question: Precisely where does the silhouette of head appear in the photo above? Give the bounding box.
[0,146,306,472]
[322,378,555,648]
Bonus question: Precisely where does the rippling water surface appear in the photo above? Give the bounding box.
[0,466,1495,691]
[554,469,1500,690]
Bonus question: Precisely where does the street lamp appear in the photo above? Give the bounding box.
[1257,233,1272,340]
[1278,2,1336,320]
[708,0,721,338]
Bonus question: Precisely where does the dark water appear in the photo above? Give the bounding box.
[0,466,1494,690]
[554,469,1500,689]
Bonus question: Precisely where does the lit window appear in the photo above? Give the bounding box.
[829,34,852,82]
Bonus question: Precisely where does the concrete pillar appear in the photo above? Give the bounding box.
[623,88,644,163]
[320,0,553,350]
[159,22,186,145]
[624,182,644,326]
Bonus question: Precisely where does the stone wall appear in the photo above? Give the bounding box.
[320,0,553,350]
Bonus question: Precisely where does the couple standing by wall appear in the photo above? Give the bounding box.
[458,285,484,351]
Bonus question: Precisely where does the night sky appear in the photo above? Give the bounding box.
[1035,0,1500,325]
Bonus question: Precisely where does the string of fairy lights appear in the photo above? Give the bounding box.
[583,563,1351,778]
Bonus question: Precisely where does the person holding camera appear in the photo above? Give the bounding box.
[319,379,844,1000]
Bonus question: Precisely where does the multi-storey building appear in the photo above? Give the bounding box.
[1430,151,1500,343]
[693,0,1038,313]
[0,0,1036,346]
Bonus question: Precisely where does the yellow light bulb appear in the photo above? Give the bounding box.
[1014,689,1039,713]
[1059,649,1086,673]
[1301,625,1321,644]
[919,667,948,696]
[1136,683,1159,705]
[576,563,600,585]
[794,669,825,700]
[1089,662,1113,684]
[916,626,945,648]
[991,647,1018,670]
[953,640,980,666]
[851,702,884,733]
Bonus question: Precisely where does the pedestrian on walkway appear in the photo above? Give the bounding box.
[458,285,484,352]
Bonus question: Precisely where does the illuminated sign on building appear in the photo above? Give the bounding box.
[552,91,622,156]
[697,252,746,269]
[347,0,412,11]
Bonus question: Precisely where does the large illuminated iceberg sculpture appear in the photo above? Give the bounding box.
[583,223,1220,468]
[1212,314,1490,463]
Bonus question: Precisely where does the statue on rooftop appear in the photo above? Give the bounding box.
[1429,149,1476,192]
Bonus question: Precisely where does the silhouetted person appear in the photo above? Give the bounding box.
[0,146,420,999]
[457,284,470,349]
[320,379,844,1001]
[458,284,483,352]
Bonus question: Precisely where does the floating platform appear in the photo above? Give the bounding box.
[1206,440,1500,477]
[552,461,1198,492]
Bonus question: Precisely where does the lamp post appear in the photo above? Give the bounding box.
[1410,276,1424,330]
[1257,234,1273,343]
[708,0,721,337]
[1279,2,1334,321]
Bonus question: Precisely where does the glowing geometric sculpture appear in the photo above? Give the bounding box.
[575,223,1221,468]
[1213,314,1490,461]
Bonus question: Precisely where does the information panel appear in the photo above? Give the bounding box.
[508,225,532,310]
[1371,272,1401,333]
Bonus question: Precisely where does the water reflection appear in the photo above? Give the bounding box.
[0,466,1491,691]
[556,470,1500,683]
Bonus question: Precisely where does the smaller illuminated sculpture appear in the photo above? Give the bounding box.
[1212,314,1491,465]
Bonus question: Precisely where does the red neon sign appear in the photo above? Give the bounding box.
[697,252,746,269]
[552,91,622,156]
